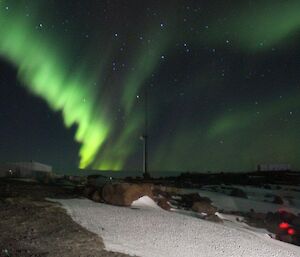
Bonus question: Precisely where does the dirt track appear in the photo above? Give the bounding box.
[0,179,132,257]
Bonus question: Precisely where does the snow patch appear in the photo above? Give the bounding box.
[53,198,300,257]
[131,196,161,210]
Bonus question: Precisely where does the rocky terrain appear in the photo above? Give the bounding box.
[80,178,300,246]
[1,175,299,257]
[0,179,131,257]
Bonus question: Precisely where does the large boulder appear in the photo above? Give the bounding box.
[192,201,217,215]
[102,183,154,206]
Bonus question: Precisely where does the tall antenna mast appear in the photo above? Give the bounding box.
[141,83,150,179]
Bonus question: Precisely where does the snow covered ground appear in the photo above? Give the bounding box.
[53,197,300,257]
[182,186,300,214]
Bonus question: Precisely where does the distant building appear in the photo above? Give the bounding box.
[257,163,291,172]
[0,161,52,179]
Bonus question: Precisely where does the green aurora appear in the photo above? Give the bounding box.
[1,0,300,172]
[0,0,171,170]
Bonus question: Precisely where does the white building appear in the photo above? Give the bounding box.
[0,161,52,178]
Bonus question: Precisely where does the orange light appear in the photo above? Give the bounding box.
[287,228,295,235]
[279,222,289,229]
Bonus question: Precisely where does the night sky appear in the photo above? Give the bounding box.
[0,0,300,172]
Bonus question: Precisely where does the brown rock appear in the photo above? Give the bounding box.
[157,198,171,211]
[192,201,217,215]
[92,190,103,203]
[152,187,172,200]
[102,183,154,206]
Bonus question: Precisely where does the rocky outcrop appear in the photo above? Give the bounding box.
[179,193,212,209]
[157,198,171,211]
[192,201,217,215]
[102,183,154,206]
